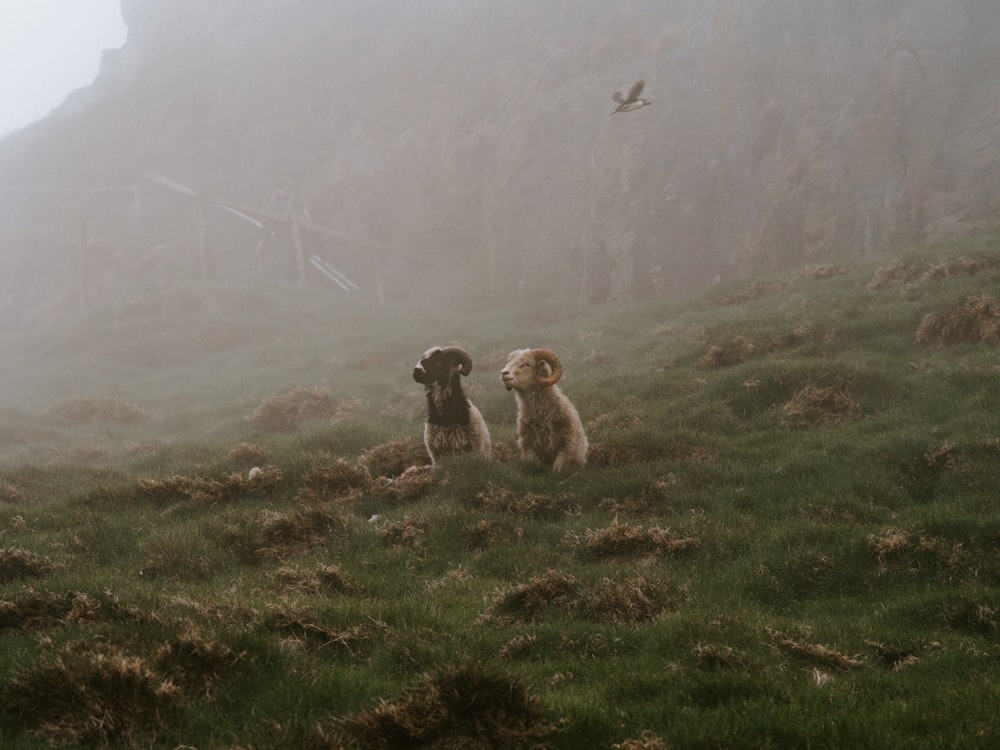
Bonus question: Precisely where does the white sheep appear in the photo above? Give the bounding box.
[500,348,588,471]
[412,346,491,465]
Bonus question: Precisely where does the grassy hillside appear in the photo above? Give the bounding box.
[2,235,1000,748]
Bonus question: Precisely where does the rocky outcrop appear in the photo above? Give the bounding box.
[2,0,998,308]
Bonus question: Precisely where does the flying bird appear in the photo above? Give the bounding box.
[610,80,651,114]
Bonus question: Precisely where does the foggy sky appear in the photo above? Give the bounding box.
[0,0,126,138]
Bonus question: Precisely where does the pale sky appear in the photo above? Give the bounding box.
[0,1,127,137]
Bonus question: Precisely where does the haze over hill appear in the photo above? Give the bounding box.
[1,0,999,324]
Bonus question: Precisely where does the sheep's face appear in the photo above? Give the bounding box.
[413,346,472,386]
[500,349,561,391]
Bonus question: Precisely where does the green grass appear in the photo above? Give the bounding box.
[3,238,1000,747]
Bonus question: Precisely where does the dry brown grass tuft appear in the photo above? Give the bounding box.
[377,465,437,503]
[226,441,270,466]
[578,576,687,627]
[481,569,578,626]
[768,628,866,670]
[253,506,351,560]
[296,456,372,505]
[696,336,755,368]
[0,590,153,635]
[0,590,100,633]
[138,466,282,505]
[475,482,561,516]
[462,519,507,550]
[497,633,540,661]
[0,547,58,583]
[923,441,963,471]
[915,294,1000,347]
[338,666,560,749]
[586,442,645,467]
[925,255,988,280]
[864,639,923,671]
[782,384,860,427]
[361,438,431,478]
[719,280,785,305]
[614,730,673,750]
[868,527,940,575]
[766,322,816,352]
[0,642,180,746]
[252,386,335,433]
[564,519,699,559]
[272,612,386,655]
[154,634,245,698]
[795,264,849,280]
[1,479,27,504]
[693,642,749,671]
[46,395,144,425]
[590,438,714,472]
[377,514,428,549]
[867,259,922,290]
[270,563,361,595]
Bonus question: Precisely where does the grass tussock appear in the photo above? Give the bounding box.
[252,386,336,433]
[270,563,361,595]
[0,643,181,746]
[613,731,673,750]
[361,438,431,478]
[719,280,785,305]
[138,466,282,504]
[296,456,373,504]
[794,264,849,280]
[481,570,578,626]
[563,520,699,559]
[462,519,508,550]
[0,590,102,633]
[1,479,26,503]
[335,666,560,750]
[377,514,428,549]
[252,506,351,560]
[697,336,755,368]
[692,642,749,671]
[0,590,151,634]
[377,465,438,503]
[475,482,563,516]
[915,294,1000,346]
[867,258,923,290]
[781,383,860,427]
[768,628,866,671]
[480,569,683,628]
[46,395,144,425]
[0,547,58,583]
[154,634,246,697]
[226,441,271,466]
[868,527,940,575]
[869,255,996,293]
[271,611,387,655]
[578,576,686,627]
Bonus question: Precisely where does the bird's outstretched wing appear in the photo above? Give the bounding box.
[625,80,645,103]
[612,90,625,104]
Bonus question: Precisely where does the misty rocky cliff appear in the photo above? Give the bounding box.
[2,0,999,311]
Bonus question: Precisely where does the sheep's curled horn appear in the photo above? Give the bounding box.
[531,348,563,385]
[441,346,473,375]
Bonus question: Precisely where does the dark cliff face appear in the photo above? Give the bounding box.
[1,0,998,312]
